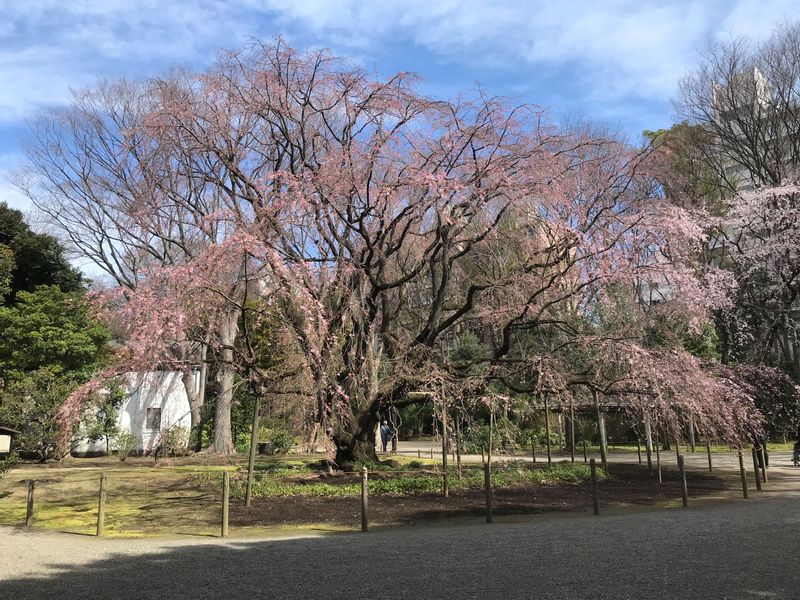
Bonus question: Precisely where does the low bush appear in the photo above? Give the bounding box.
[114,431,137,461]
[0,453,18,478]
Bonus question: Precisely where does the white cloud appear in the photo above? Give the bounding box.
[258,0,797,104]
[0,0,796,126]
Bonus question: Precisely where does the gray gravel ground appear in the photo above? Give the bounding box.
[2,488,799,599]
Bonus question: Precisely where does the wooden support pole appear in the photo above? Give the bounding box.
[678,454,688,508]
[592,388,607,471]
[418,449,421,459]
[441,405,449,498]
[544,395,552,469]
[590,459,599,515]
[752,448,762,491]
[25,480,34,527]
[688,418,696,453]
[759,447,768,483]
[221,470,230,538]
[738,450,749,499]
[455,414,462,479]
[361,467,369,533]
[655,427,662,484]
[569,401,575,463]
[636,438,642,465]
[531,438,537,464]
[245,394,262,508]
[675,438,681,463]
[96,473,107,537]
[644,412,653,475]
[706,440,713,472]
[583,439,588,463]
[484,462,493,524]
[430,448,433,460]
[556,412,564,452]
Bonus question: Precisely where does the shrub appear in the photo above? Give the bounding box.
[163,427,189,456]
[114,431,137,461]
[0,453,18,479]
[258,420,294,455]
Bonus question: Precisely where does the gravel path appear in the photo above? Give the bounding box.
[2,487,799,599]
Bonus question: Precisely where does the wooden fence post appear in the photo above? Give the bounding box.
[655,428,662,484]
[738,451,748,499]
[678,455,688,508]
[569,401,575,463]
[221,470,230,538]
[751,448,762,491]
[484,463,492,524]
[361,467,369,533]
[590,459,599,515]
[25,480,34,527]
[96,473,107,537]
[544,395,552,469]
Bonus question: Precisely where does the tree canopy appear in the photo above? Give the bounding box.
[0,203,83,304]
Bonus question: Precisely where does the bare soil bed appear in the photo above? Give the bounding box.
[230,463,738,530]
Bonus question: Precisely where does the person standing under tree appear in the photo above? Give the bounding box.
[380,420,391,452]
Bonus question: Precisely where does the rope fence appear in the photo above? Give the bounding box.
[0,443,777,537]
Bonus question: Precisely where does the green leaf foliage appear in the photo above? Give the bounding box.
[0,202,83,303]
[0,285,109,380]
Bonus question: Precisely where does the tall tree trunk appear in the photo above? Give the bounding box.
[210,310,238,455]
[332,409,380,467]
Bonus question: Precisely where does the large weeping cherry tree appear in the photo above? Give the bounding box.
[25,40,763,465]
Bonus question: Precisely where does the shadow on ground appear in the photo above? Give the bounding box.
[1,491,798,600]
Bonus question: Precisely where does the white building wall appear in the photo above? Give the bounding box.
[72,371,194,457]
[121,371,193,453]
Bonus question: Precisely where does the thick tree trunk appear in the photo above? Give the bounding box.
[210,310,238,455]
[333,409,380,468]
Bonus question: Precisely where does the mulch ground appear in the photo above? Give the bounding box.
[229,463,741,530]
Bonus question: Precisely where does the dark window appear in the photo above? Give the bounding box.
[146,408,162,431]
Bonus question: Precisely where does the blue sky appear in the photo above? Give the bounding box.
[1,0,796,212]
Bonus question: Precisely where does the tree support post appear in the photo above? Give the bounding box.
[678,454,688,508]
[455,415,462,479]
[96,473,107,537]
[590,459,599,515]
[245,394,262,508]
[655,427,662,484]
[644,412,653,475]
[636,438,642,465]
[441,405,449,498]
[583,439,588,463]
[531,438,537,464]
[569,400,575,463]
[544,395,552,469]
[752,448,762,491]
[738,451,749,499]
[592,389,608,472]
[759,447,768,483]
[706,440,713,472]
[25,480,34,527]
[361,467,369,533]
[221,470,230,538]
[484,463,493,524]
